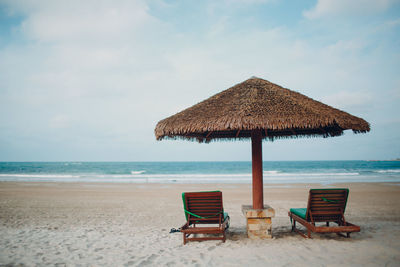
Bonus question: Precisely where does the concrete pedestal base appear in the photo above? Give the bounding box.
[242,205,275,239]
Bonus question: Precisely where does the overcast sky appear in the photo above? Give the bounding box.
[0,0,399,161]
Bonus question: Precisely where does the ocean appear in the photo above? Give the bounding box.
[0,161,399,184]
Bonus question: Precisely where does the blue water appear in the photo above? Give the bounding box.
[0,161,399,184]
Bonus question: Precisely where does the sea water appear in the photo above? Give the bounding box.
[0,161,399,184]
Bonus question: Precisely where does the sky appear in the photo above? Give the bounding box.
[0,0,399,161]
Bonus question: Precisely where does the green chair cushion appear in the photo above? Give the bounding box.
[182,191,227,221]
[290,208,307,219]
[289,188,350,221]
[223,212,229,221]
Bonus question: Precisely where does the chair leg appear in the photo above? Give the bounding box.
[289,214,312,239]
[183,233,186,245]
[336,232,351,238]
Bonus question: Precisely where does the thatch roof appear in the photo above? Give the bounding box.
[155,77,370,142]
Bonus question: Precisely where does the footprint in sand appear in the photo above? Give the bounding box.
[139,254,159,266]
[125,260,135,266]
[207,246,216,251]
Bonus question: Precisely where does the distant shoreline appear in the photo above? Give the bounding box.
[1,159,400,163]
[367,159,400,161]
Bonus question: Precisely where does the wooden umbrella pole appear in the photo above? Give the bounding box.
[251,129,264,209]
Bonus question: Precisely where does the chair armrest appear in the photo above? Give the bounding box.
[181,222,189,230]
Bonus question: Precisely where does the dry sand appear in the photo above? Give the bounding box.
[0,182,399,266]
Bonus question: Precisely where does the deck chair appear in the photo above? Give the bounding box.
[181,191,230,245]
[288,188,360,238]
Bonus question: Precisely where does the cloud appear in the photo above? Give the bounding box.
[0,1,398,160]
[320,91,373,110]
[224,0,273,3]
[49,114,71,129]
[3,0,155,43]
[386,18,400,27]
[303,0,397,19]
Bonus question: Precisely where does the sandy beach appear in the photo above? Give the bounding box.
[0,182,399,266]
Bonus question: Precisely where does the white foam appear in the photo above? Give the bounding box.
[0,174,80,178]
[264,170,280,174]
[0,170,398,184]
[262,172,360,176]
[131,170,146,175]
[375,169,400,173]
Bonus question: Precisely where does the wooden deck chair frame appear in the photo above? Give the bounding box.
[181,191,229,245]
[288,189,360,238]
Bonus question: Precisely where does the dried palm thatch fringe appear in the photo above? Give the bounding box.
[154,77,370,143]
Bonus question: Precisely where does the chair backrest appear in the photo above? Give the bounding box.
[307,188,349,222]
[182,191,224,224]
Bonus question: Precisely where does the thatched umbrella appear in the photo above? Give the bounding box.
[155,77,370,209]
